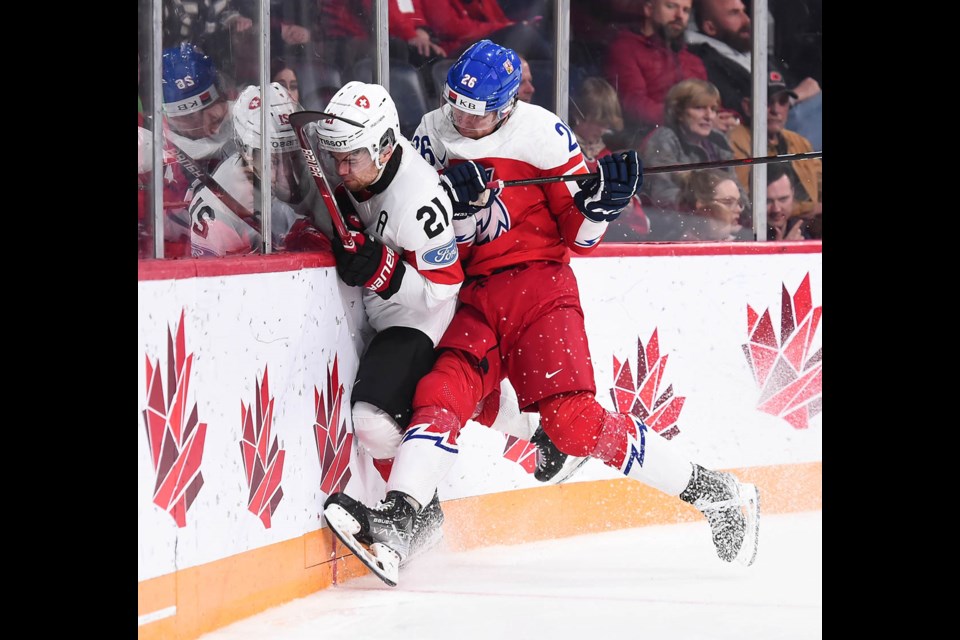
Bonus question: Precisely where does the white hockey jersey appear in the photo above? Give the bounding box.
[188,154,304,258]
[337,137,462,346]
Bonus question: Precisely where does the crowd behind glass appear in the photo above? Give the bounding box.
[138,0,822,260]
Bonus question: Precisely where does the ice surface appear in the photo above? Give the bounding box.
[199,511,822,640]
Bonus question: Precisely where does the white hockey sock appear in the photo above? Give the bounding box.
[387,407,461,508]
[486,379,539,440]
[597,415,694,496]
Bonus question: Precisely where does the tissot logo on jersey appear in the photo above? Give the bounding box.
[423,239,458,266]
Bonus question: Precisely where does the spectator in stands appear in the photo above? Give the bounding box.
[271,57,300,104]
[686,0,821,148]
[422,0,553,59]
[570,0,645,75]
[162,0,254,50]
[518,56,536,103]
[269,0,315,61]
[569,76,650,239]
[603,0,706,142]
[317,0,451,75]
[676,169,751,241]
[392,0,448,67]
[765,164,813,241]
[727,68,821,225]
[639,78,739,211]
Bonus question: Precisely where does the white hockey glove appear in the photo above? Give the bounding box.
[574,151,642,222]
[440,161,490,217]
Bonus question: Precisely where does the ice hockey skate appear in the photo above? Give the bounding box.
[400,490,445,568]
[680,464,760,566]
[531,424,589,484]
[323,490,416,587]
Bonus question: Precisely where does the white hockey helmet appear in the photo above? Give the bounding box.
[315,81,400,169]
[232,82,300,156]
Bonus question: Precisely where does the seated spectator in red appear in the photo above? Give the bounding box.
[422,0,552,59]
[603,0,706,139]
[317,0,449,69]
[392,0,448,65]
[569,76,650,239]
[639,78,739,211]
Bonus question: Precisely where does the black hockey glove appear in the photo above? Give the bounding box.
[574,151,642,222]
[332,232,406,299]
[440,161,490,217]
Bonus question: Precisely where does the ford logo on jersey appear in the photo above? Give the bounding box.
[423,239,458,266]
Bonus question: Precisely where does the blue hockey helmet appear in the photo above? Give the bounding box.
[161,43,220,116]
[443,40,521,125]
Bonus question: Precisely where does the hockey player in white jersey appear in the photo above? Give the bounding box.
[189,82,315,257]
[302,82,464,579]
[324,40,760,586]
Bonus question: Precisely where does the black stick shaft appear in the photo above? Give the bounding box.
[485,151,822,189]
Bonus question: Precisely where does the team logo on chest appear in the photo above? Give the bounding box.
[474,166,510,245]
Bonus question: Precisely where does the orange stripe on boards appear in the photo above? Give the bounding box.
[137,528,368,640]
[137,461,821,640]
[442,461,822,551]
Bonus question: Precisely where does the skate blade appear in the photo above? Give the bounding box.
[735,483,760,567]
[324,504,401,587]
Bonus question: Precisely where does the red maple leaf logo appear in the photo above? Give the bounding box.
[142,309,208,528]
[312,355,353,495]
[502,435,538,473]
[610,329,686,439]
[742,273,822,429]
[239,366,285,528]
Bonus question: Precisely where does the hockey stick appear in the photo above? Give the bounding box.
[168,140,263,234]
[485,150,823,189]
[289,110,358,252]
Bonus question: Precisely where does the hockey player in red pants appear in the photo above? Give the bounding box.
[323,40,759,585]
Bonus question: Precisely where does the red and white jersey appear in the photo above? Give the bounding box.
[337,137,463,345]
[412,100,609,277]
